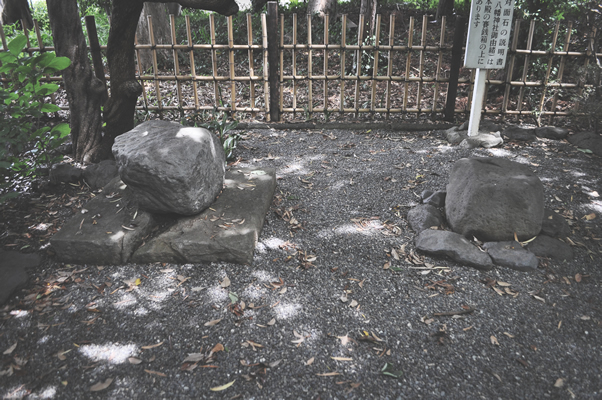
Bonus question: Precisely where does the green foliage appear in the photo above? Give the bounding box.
[0,35,71,200]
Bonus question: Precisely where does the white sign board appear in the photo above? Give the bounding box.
[465,0,515,69]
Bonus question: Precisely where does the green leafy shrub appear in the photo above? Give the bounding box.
[0,35,71,201]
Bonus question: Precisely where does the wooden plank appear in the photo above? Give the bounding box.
[247,13,257,118]
[403,16,414,111]
[228,15,236,114]
[210,14,220,110]
[370,14,381,113]
[385,13,395,117]
[340,14,347,113]
[186,15,200,110]
[267,2,280,121]
[324,13,329,118]
[170,14,183,109]
[549,21,572,124]
[517,20,535,119]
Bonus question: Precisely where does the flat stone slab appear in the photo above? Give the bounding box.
[50,178,156,265]
[131,168,276,265]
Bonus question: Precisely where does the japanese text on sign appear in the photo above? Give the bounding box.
[464,0,515,69]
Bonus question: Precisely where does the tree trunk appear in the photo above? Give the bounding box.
[47,0,105,163]
[359,0,377,39]
[436,0,454,21]
[308,0,336,17]
[135,3,173,72]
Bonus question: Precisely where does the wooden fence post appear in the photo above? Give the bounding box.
[444,16,465,122]
[267,1,280,122]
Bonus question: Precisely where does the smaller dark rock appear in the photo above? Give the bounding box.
[415,229,494,270]
[407,205,443,234]
[421,189,434,201]
[423,190,446,208]
[541,208,571,239]
[567,131,602,157]
[527,235,573,261]
[84,160,119,190]
[0,251,40,305]
[483,241,539,272]
[49,163,83,185]
[502,125,537,141]
[535,126,569,140]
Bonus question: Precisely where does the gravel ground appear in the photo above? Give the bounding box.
[1,126,601,399]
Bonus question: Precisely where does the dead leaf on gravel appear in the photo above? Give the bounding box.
[128,357,142,364]
[332,357,353,361]
[584,213,596,220]
[210,380,235,391]
[267,318,276,326]
[204,318,222,327]
[317,372,340,376]
[183,353,205,363]
[306,357,315,365]
[575,273,582,283]
[56,349,71,360]
[490,336,499,345]
[220,276,231,288]
[145,369,166,377]
[141,341,163,349]
[554,378,565,388]
[503,332,515,338]
[90,378,113,392]
[3,342,17,355]
[340,293,348,302]
[349,300,358,308]
[580,315,591,320]
[497,281,512,287]
[212,343,225,353]
[337,334,350,346]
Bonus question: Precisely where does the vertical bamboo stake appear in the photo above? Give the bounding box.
[186,15,200,110]
[370,14,381,113]
[247,14,256,117]
[308,14,313,116]
[340,15,347,113]
[148,16,162,112]
[385,13,395,117]
[517,20,535,118]
[549,22,572,124]
[537,21,559,126]
[502,19,521,119]
[293,13,298,114]
[324,13,329,117]
[210,14,220,110]
[433,16,446,113]
[355,14,365,117]
[403,17,414,111]
[0,25,7,49]
[170,14,183,109]
[417,14,427,112]
[134,33,149,109]
[34,20,44,51]
[262,13,269,116]
[267,2,280,121]
[228,15,236,115]
[280,13,285,115]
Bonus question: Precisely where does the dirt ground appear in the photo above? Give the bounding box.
[1,124,601,399]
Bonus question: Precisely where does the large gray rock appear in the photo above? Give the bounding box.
[415,229,494,270]
[445,157,544,242]
[132,168,277,265]
[527,235,573,261]
[502,125,537,141]
[483,241,539,272]
[0,251,40,305]
[50,177,157,265]
[112,120,225,215]
[407,205,443,234]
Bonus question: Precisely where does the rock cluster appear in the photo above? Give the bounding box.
[408,157,573,272]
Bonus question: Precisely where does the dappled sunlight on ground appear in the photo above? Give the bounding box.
[273,302,302,320]
[79,343,137,364]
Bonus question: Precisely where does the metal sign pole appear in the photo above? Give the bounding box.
[468,68,487,136]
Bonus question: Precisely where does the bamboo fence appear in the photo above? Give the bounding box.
[0,11,600,124]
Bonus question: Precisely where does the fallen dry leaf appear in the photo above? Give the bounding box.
[220,276,231,288]
[337,335,350,346]
[141,341,163,350]
[490,336,499,345]
[3,342,17,355]
[584,213,596,221]
[575,273,582,283]
[144,369,167,377]
[267,318,276,326]
[210,380,236,391]
[90,378,113,392]
[554,378,565,388]
[331,357,353,361]
[212,343,224,353]
[349,300,358,308]
[317,372,340,376]
[128,357,142,364]
[204,318,222,327]
[306,357,315,365]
